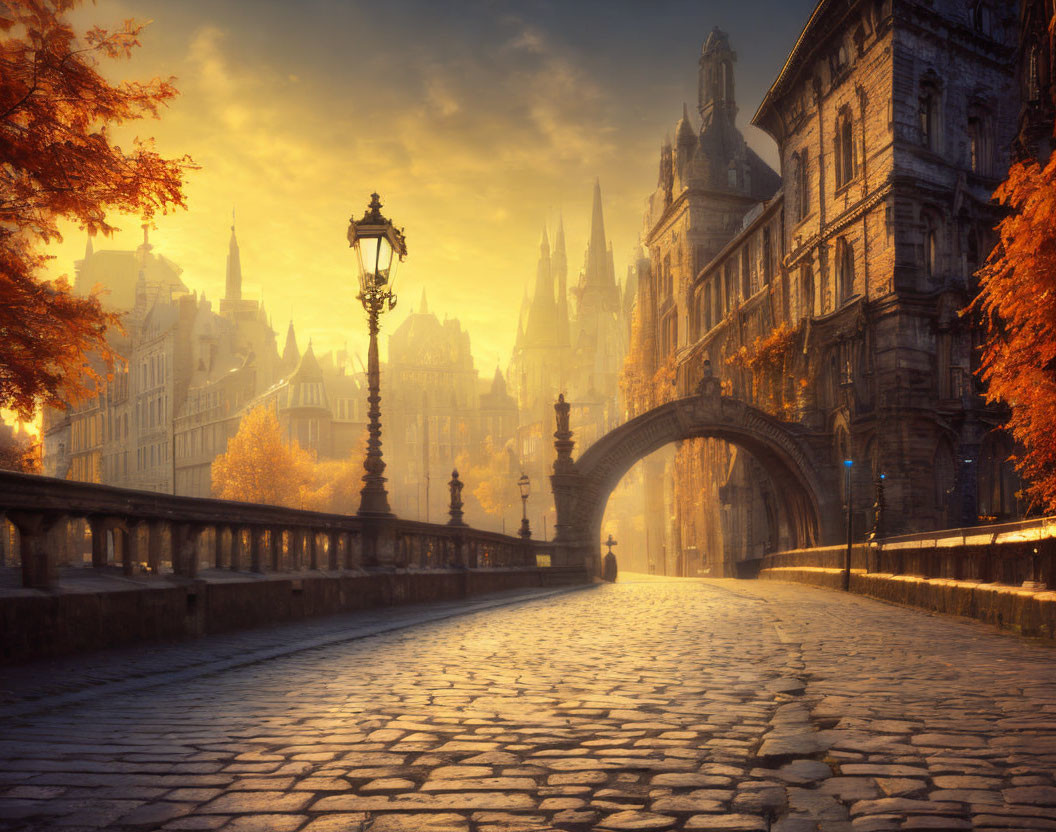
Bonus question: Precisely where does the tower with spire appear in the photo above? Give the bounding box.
[570,180,624,404]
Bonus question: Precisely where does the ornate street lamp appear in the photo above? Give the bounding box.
[348,193,407,517]
[517,472,531,539]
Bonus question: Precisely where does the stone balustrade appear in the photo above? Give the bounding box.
[0,470,557,591]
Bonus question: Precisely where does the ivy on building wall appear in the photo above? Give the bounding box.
[725,322,806,421]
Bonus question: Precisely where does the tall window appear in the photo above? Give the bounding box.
[923,215,939,280]
[762,228,773,286]
[741,248,751,299]
[835,110,855,189]
[800,265,815,319]
[967,109,991,175]
[972,3,992,36]
[918,80,940,151]
[797,152,809,220]
[1028,44,1041,103]
[836,237,855,303]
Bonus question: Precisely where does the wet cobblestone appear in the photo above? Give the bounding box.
[0,577,1054,831]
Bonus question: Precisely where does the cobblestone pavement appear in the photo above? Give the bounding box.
[1,577,1055,832]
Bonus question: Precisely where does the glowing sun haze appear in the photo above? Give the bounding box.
[44,0,816,371]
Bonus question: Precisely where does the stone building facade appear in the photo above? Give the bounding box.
[624,1,1020,576]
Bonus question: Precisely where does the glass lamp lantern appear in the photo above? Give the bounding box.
[347,193,407,299]
[517,473,531,501]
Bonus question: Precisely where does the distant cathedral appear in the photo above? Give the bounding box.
[506,181,630,530]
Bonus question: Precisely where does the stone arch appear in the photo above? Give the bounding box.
[550,391,840,572]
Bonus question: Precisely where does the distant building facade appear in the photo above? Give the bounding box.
[625,3,1020,576]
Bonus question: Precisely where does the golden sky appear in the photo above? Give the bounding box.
[42,0,814,374]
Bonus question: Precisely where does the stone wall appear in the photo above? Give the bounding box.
[0,566,589,665]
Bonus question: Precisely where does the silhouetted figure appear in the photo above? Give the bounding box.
[602,533,618,583]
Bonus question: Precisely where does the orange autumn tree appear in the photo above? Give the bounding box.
[0,0,194,420]
[973,134,1056,512]
[211,407,315,508]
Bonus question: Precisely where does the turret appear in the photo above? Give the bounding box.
[698,27,737,126]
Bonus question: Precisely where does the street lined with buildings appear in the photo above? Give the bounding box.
[0,578,1054,831]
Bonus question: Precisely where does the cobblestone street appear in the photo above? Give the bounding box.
[1,577,1055,832]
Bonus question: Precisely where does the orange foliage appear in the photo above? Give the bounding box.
[212,407,366,513]
[972,132,1056,511]
[725,322,803,420]
[0,0,195,420]
[620,352,678,417]
[466,439,518,519]
[211,407,314,507]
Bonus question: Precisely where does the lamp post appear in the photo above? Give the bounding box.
[518,472,531,539]
[842,458,853,590]
[347,193,407,517]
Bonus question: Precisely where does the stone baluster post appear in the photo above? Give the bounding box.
[9,511,62,590]
[250,527,265,573]
[214,526,226,570]
[88,516,107,569]
[309,530,319,570]
[230,527,242,572]
[328,532,339,570]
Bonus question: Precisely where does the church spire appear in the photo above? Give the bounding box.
[282,320,299,373]
[582,179,613,295]
[419,288,429,315]
[524,226,556,347]
[553,215,570,348]
[226,213,242,302]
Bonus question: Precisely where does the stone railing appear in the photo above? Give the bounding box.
[754,516,1056,589]
[0,470,559,590]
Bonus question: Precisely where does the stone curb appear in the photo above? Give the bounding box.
[0,582,597,721]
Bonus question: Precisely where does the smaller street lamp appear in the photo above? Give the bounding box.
[517,472,531,539]
[842,458,853,590]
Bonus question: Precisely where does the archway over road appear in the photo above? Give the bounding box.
[549,383,841,573]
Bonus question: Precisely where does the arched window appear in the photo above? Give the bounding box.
[836,237,855,303]
[727,164,738,188]
[967,106,992,175]
[917,74,941,152]
[835,110,855,189]
[972,3,992,36]
[923,214,939,281]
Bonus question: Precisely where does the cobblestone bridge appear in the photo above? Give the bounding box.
[1,578,1055,832]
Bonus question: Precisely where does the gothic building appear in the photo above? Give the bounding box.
[625,2,1019,576]
[44,222,367,499]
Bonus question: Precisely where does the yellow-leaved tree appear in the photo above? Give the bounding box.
[211,406,314,507]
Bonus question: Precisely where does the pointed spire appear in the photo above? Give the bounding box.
[85,234,94,259]
[583,179,610,292]
[282,320,299,372]
[226,215,242,302]
[677,102,695,145]
[524,225,556,347]
[419,288,429,315]
[553,214,570,348]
